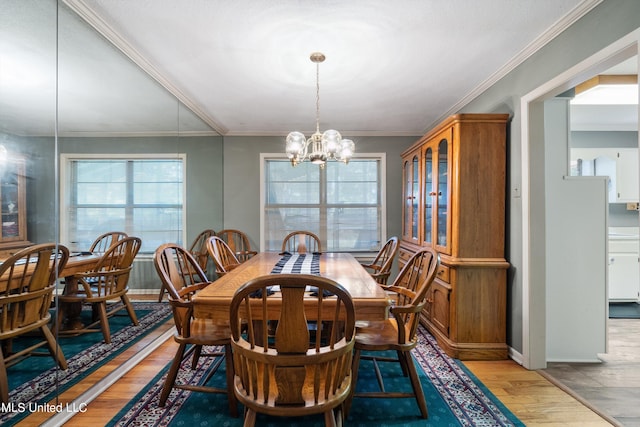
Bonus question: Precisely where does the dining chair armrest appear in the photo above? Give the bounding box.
[361,263,381,272]
[75,276,97,297]
[390,304,423,315]
[167,297,196,337]
[176,282,211,300]
[370,271,390,283]
[389,301,426,344]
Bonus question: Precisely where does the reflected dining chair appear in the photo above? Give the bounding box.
[153,243,238,416]
[157,229,215,302]
[206,236,241,278]
[345,247,439,420]
[229,274,356,426]
[217,229,257,263]
[89,231,128,255]
[361,236,399,285]
[281,230,322,254]
[57,236,141,344]
[0,243,70,403]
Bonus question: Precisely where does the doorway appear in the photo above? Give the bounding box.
[521,30,640,369]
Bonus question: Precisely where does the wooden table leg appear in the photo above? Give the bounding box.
[59,276,84,331]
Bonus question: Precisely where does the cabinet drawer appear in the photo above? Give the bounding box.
[609,240,639,253]
[398,247,414,263]
[436,264,450,283]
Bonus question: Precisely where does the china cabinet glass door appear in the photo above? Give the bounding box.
[402,152,420,242]
[435,138,450,252]
[0,157,26,244]
[411,155,419,240]
[423,147,433,244]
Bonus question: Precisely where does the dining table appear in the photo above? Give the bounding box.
[193,252,391,323]
[0,251,100,330]
[0,251,100,289]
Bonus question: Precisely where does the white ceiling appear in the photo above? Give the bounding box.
[2,0,637,138]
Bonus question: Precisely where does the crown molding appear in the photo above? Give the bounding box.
[425,0,604,134]
[224,130,422,138]
[62,0,228,136]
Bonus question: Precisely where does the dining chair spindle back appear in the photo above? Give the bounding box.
[206,236,241,278]
[57,236,141,344]
[89,231,128,255]
[361,236,399,285]
[281,230,322,254]
[229,274,356,427]
[153,243,238,417]
[157,229,215,302]
[217,229,257,263]
[345,247,440,419]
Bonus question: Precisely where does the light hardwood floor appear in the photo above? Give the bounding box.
[540,318,640,427]
[14,301,616,426]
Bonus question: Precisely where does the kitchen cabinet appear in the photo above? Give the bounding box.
[570,148,639,203]
[0,154,31,257]
[608,228,640,302]
[400,114,509,360]
[615,148,639,203]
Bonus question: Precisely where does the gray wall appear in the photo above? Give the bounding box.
[222,135,417,254]
[460,0,640,353]
[572,131,638,149]
[21,135,224,248]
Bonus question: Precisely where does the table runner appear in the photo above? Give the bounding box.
[271,253,320,275]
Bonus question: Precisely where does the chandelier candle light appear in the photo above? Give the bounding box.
[285,52,355,167]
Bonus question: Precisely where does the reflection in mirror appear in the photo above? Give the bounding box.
[1,0,221,420]
[0,0,59,417]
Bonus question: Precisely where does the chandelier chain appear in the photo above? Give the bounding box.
[315,61,320,134]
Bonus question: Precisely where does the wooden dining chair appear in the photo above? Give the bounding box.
[345,247,439,420]
[153,243,238,417]
[89,231,128,255]
[188,229,216,270]
[229,274,356,426]
[157,229,215,302]
[56,236,141,344]
[0,243,70,403]
[281,230,322,254]
[217,229,257,263]
[206,236,241,278]
[361,236,399,285]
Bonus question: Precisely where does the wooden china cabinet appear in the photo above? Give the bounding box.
[400,114,509,360]
[0,154,31,258]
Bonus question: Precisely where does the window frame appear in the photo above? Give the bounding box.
[259,153,387,254]
[59,153,187,253]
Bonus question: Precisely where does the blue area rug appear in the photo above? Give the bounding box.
[108,325,524,426]
[1,302,172,425]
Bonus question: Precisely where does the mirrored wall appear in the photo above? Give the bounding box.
[0,0,223,416]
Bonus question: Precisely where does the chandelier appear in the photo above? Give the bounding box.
[285,52,355,167]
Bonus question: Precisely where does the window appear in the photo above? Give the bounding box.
[261,155,386,252]
[61,155,185,253]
